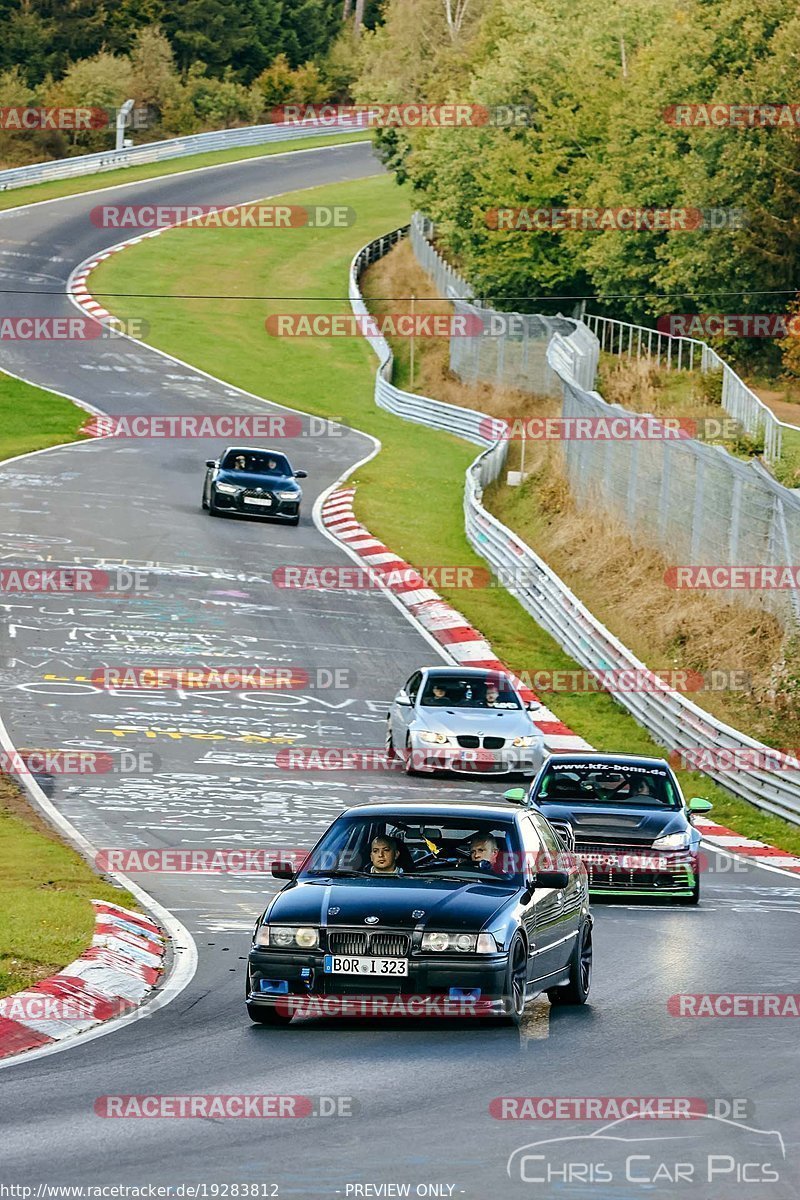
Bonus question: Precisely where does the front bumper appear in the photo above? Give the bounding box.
[407,741,541,776]
[247,948,510,1015]
[577,845,698,895]
[212,489,300,520]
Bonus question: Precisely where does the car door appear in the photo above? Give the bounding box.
[520,814,572,982]
[517,815,555,983]
[391,670,422,747]
[531,812,582,978]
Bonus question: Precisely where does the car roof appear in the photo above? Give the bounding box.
[222,447,288,457]
[418,666,515,679]
[543,753,671,770]
[341,801,523,821]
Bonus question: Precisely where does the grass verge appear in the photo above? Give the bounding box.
[0,776,136,998]
[89,171,800,858]
[0,372,91,461]
[0,132,372,213]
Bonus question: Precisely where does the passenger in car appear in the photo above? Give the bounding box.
[369,835,403,875]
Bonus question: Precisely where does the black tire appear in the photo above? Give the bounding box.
[678,875,700,906]
[247,1002,292,1026]
[385,720,398,761]
[404,735,420,777]
[207,490,220,516]
[286,514,300,527]
[201,490,208,511]
[499,934,528,1026]
[547,921,592,1006]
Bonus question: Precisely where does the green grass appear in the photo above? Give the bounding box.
[0,371,91,460]
[0,782,137,997]
[90,171,800,858]
[0,131,372,213]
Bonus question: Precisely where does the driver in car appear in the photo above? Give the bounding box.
[369,835,403,876]
[468,834,506,874]
[234,455,247,470]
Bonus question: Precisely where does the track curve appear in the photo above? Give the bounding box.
[0,140,797,1199]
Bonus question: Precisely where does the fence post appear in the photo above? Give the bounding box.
[690,457,706,561]
[728,474,743,564]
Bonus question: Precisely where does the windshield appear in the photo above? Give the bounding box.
[536,763,680,808]
[221,450,291,476]
[302,814,524,883]
[419,673,521,710]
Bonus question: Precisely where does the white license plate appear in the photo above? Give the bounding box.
[323,954,408,977]
[244,497,273,507]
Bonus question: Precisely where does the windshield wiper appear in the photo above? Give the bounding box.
[305,869,368,878]
[415,871,510,883]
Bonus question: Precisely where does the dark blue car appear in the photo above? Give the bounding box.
[203,446,306,525]
[246,801,592,1027]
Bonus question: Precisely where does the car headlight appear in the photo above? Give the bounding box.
[276,491,299,501]
[512,736,537,747]
[257,925,319,949]
[215,482,239,495]
[421,932,498,953]
[652,831,692,851]
[418,731,450,745]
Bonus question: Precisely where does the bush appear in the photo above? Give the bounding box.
[695,367,723,406]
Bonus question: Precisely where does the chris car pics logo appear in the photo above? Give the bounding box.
[506,1113,787,1192]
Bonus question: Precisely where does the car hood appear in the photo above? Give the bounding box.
[268,877,514,931]
[537,801,689,843]
[414,706,535,737]
[216,469,298,491]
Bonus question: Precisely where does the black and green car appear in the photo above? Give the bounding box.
[506,753,713,904]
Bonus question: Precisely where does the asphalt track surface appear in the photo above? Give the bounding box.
[0,140,798,1199]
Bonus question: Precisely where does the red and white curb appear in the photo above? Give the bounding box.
[0,900,165,1060]
[321,488,590,754]
[70,231,163,326]
[694,816,800,874]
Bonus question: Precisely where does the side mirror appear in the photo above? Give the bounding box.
[205,459,216,468]
[295,469,308,479]
[534,869,569,890]
[503,787,527,805]
[688,797,713,813]
[394,689,412,706]
[271,862,295,880]
[526,701,538,711]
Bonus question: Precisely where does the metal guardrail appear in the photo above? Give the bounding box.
[584,312,795,465]
[0,116,367,193]
[349,227,800,825]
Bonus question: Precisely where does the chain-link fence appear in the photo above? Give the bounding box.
[409,214,800,630]
[409,213,596,396]
[584,313,790,463]
[553,350,800,628]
